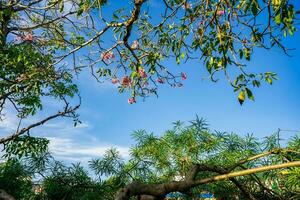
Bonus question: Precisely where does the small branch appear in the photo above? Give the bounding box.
[228,148,294,171]
[0,104,80,144]
[195,161,300,185]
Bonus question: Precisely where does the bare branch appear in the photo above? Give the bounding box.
[0,104,80,144]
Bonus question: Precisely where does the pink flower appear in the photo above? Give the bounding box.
[157,78,165,84]
[111,78,119,84]
[198,20,205,26]
[181,72,187,80]
[138,68,147,78]
[182,3,191,10]
[122,76,131,87]
[23,33,33,42]
[128,97,136,104]
[131,40,139,49]
[217,10,225,16]
[101,51,115,62]
[15,33,35,43]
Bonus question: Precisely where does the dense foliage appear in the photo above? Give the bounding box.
[1,118,299,199]
[0,0,299,161]
[0,1,300,199]
[0,0,299,114]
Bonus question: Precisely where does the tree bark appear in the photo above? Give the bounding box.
[115,161,300,200]
[0,189,15,200]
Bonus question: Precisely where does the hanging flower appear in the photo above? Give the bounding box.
[181,72,187,80]
[111,78,119,84]
[101,51,115,62]
[128,97,136,104]
[122,76,131,87]
[138,68,147,78]
[23,33,33,42]
[182,3,191,10]
[157,78,165,84]
[217,10,225,16]
[131,40,139,49]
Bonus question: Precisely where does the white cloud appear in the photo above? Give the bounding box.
[43,121,91,131]
[0,106,128,165]
[0,110,21,134]
[0,112,86,139]
[47,136,130,163]
[0,115,17,133]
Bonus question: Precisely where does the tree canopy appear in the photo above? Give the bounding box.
[0,0,299,142]
[0,118,299,199]
[0,0,299,146]
[0,1,300,199]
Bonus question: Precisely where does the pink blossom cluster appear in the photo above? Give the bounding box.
[115,72,187,104]
[101,51,115,62]
[181,72,187,80]
[128,97,136,104]
[138,68,147,78]
[182,3,192,10]
[157,78,165,84]
[131,40,139,49]
[111,76,132,87]
[217,10,225,16]
[111,78,119,84]
[121,76,132,87]
[15,33,34,42]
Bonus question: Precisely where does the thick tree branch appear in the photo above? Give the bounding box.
[0,189,15,200]
[195,161,300,184]
[115,161,300,200]
[192,164,257,200]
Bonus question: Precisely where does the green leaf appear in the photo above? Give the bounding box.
[77,8,84,16]
[206,61,212,74]
[251,1,260,16]
[239,49,243,59]
[180,52,185,59]
[245,88,254,101]
[275,13,281,25]
[266,77,273,84]
[244,48,251,61]
[252,80,261,87]
[176,56,180,64]
[238,90,246,105]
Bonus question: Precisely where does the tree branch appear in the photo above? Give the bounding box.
[0,104,80,144]
[0,189,15,200]
[115,161,300,200]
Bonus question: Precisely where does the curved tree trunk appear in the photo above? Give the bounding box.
[115,161,300,200]
[0,189,15,200]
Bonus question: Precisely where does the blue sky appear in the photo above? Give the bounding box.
[1,0,300,164]
[75,36,300,145]
[37,29,300,163]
